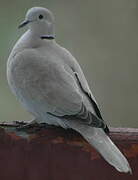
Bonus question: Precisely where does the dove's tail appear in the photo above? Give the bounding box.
[66,121,132,173]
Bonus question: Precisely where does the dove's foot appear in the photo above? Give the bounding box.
[15,119,57,133]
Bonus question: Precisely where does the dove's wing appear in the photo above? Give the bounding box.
[66,52,102,118]
[59,48,109,133]
[44,64,106,129]
[69,56,109,133]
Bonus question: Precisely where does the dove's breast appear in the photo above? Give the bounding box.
[7,48,56,116]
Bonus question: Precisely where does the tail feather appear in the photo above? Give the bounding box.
[66,121,132,173]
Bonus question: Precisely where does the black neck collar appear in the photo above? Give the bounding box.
[40,35,55,40]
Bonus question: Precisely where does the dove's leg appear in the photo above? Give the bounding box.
[15,118,38,130]
[15,118,57,131]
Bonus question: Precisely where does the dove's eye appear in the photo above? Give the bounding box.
[39,14,44,19]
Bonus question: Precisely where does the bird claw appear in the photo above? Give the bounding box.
[16,122,38,131]
[15,121,56,133]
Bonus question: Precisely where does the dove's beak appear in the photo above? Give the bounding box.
[18,20,30,29]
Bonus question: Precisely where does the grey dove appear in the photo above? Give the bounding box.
[7,7,131,173]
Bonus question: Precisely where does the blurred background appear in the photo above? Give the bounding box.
[0,0,137,127]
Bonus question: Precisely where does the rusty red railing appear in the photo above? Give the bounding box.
[0,125,137,180]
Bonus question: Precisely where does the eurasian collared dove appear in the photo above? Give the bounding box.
[7,7,131,173]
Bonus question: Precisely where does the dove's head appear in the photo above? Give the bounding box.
[18,7,55,39]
